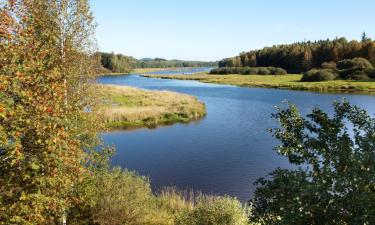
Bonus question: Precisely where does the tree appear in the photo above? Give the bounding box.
[0,0,101,223]
[250,101,375,224]
[218,36,375,73]
[362,32,371,43]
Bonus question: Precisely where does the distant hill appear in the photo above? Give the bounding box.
[100,52,218,73]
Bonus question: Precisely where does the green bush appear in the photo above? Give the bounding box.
[210,67,287,75]
[68,168,153,225]
[336,57,373,70]
[301,68,337,82]
[257,67,271,75]
[348,70,370,80]
[270,67,288,75]
[243,67,258,75]
[175,196,250,225]
[335,58,373,80]
[321,61,337,69]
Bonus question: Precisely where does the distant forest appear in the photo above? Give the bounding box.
[100,52,217,73]
[219,34,375,73]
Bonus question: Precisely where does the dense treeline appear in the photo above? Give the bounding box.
[135,57,217,68]
[100,52,217,73]
[219,36,375,73]
[100,52,137,73]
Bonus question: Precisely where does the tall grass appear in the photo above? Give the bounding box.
[100,85,206,129]
[68,169,252,225]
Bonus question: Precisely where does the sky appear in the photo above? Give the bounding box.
[91,0,375,61]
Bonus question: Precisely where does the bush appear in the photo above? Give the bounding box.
[348,70,370,80]
[268,67,287,75]
[301,69,337,82]
[335,58,373,80]
[242,67,258,75]
[210,67,287,75]
[175,196,250,225]
[257,67,271,75]
[365,68,375,79]
[68,168,153,225]
[321,61,337,69]
[336,57,373,70]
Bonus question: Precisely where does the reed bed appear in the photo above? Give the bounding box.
[100,85,206,129]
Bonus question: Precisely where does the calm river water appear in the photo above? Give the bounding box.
[98,69,375,202]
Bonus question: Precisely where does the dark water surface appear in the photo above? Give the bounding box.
[98,71,375,202]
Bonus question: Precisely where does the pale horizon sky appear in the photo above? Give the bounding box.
[91,0,375,61]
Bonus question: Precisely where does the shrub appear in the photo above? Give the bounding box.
[268,67,287,75]
[68,168,153,225]
[301,69,337,82]
[210,68,229,75]
[257,67,271,75]
[336,58,373,80]
[175,196,250,225]
[210,67,287,75]
[336,57,373,70]
[247,67,259,75]
[321,61,337,69]
[209,68,219,74]
[301,68,319,82]
[365,68,375,79]
[348,70,370,80]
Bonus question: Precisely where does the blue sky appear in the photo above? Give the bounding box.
[91,0,375,61]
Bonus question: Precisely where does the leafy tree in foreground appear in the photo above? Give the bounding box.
[0,0,102,223]
[250,101,375,224]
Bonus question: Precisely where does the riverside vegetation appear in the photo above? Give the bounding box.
[100,85,206,129]
[142,73,375,92]
[99,52,217,74]
[1,0,375,224]
[0,1,248,224]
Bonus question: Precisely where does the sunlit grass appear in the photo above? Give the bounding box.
[100,85,206,130]
[142,73,375,93]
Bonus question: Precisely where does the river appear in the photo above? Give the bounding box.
[98,69,375,202]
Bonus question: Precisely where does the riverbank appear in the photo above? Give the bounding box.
[101,85,206,129]
[141,73,375,93]
[97,68,199,76]
[132,67,184,74]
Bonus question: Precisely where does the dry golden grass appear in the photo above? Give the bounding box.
[100,85,206,129]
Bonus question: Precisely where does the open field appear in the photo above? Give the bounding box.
[101,85,206,129]
[141,73,375,93]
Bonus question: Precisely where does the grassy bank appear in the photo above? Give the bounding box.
[142,73,375,93]
[100,85,206,130]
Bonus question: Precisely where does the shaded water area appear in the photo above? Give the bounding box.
[98,69,375,202]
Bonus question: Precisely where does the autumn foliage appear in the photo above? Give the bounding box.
[0,0,102,223]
